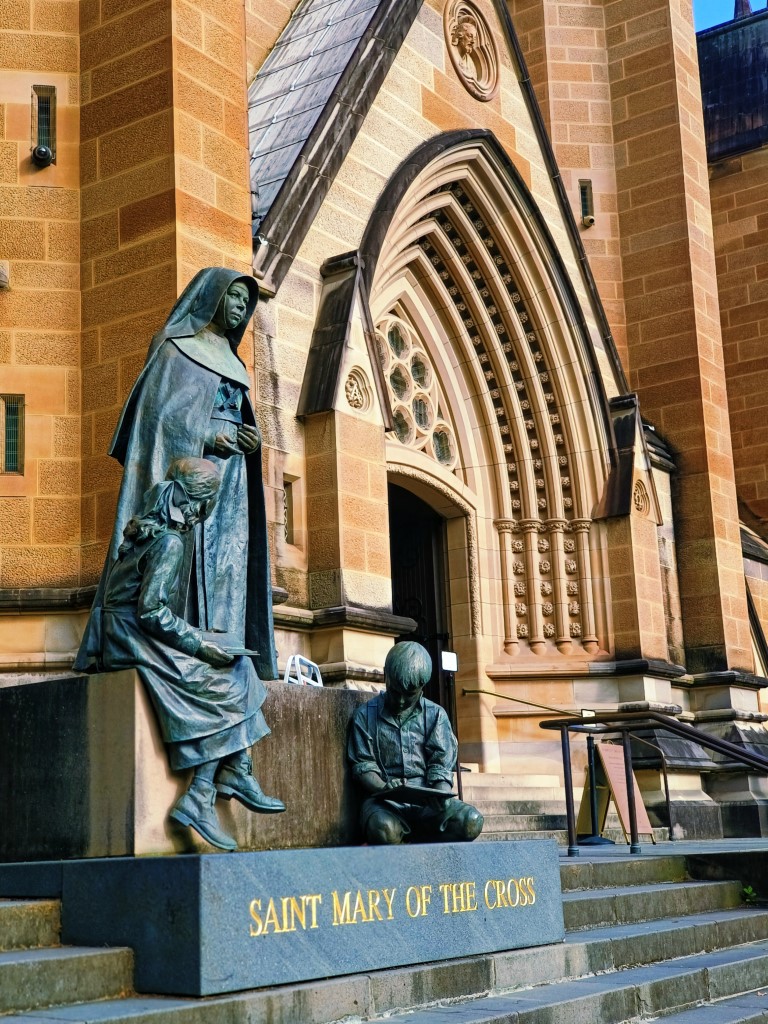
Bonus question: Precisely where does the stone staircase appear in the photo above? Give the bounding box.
[468,788,669,846]
[4,850,768,1023]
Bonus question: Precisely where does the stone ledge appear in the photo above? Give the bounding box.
[0,587,97,612]
[0,673,368,861]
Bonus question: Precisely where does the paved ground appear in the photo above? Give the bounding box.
[560,837,768,860]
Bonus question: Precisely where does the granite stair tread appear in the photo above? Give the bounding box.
[369,939,768,1022]
[0,945,134,1016]
[0,900,60,951]
[3,906,768,1024]
[563,877,742,929]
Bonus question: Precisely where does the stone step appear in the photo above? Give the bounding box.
[481,814,568,831]
[563,878,743,930]
[637,990,768,1023]
[469,799,567,816]
[560,852,689,891]
[0,946,134,1015]
[478,829,569,845]
[368,939,768,1023]
[3,907,767,1024]
[0,900,60,952]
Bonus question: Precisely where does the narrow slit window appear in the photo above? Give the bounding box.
[31,85,57,165]
[0,395,25,475]
[284,478,295,545]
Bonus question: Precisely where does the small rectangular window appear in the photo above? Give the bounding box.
[31,85,57,164]
[0,395,25,474]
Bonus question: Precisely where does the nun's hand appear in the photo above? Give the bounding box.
[237,424,261,454]
[212,432,241,457]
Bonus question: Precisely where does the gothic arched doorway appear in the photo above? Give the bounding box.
[388,482,449,708]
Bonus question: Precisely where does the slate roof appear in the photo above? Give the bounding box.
[697,8,768,160]
[248,0,381,231]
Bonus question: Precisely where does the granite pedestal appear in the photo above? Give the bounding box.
[0,840,564,995]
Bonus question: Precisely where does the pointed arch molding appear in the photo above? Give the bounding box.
[299,129,630,656]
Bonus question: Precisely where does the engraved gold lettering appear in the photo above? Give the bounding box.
[279,896,296,933]
[250,894,323,936]
[352,890,370,924]
[525,876,536,905]
[306,893,323,928]
[495,879,509,908]
[439,882,452,914]
[405,884,432,917]
[466,881,478,912]
[439,881,478,914]
[507,878,520,907]
[289,896,306,931]
[332,890,353,926]
[381,887,397,920]
[249,899,263,936]
[483,880,496,910]
[367,889,383,921]
[263,898,283,934]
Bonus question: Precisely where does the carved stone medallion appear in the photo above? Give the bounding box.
[632,479,650,517]
[444,0,500,102]
[344,367,372,413]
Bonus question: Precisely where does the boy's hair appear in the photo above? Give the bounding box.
[384,641,432,692]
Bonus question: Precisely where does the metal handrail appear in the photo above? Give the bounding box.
[540,710,768,856]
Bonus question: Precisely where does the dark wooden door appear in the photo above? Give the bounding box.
[388,482,448,707]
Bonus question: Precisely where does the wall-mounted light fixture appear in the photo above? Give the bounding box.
[579,179,595,228]
[31,85,56,168]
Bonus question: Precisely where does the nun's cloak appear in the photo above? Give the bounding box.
[75,267,278,682]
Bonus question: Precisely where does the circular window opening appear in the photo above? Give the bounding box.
[411,351,432,389]
[412,394,433,431]
[389,364,410,401]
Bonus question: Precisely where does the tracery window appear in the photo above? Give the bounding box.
[376,314,458,471]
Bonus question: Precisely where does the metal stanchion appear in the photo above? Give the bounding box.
[560,725,579,857]
[622,730,641,854]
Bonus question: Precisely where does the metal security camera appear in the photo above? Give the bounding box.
[31,144,54,168]
[582,214,595,229]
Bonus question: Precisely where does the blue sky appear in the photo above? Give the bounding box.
[695,0,767,29]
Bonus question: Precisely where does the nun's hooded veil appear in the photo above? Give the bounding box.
[76,267,277,681]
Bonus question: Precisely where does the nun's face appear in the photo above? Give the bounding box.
[213,282,250,333]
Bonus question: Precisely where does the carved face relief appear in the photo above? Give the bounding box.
[444,0,499,102]
[455,18,478,59]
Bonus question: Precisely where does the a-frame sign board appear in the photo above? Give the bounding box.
[576,741,655,844]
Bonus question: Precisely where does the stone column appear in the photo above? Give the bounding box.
[520,518,544,655]
[571,519,598,655]
[494,518,518,655]
[547,518,570,654]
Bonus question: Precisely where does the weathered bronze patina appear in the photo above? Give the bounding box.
[348,641,483,844]
[75,269,285,850]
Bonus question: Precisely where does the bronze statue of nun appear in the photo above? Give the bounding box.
[75,268,284,850]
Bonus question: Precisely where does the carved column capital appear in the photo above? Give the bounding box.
[545,518,568,534]
[518,518,543,534]
[494,518,518,535]
[569,518,592,534]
